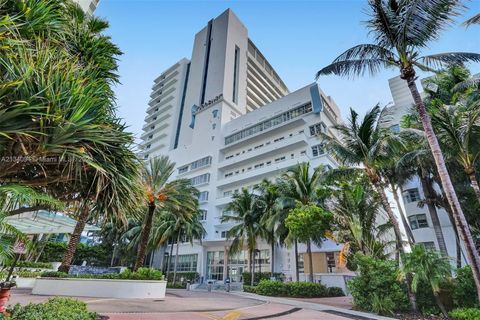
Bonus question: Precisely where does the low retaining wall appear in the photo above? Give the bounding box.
[14,277,36,289]
[32,278,167,299]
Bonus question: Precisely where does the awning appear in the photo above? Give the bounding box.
[5,210,101,235]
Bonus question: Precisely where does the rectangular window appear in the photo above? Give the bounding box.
[232,46,240,103]
[403,188,421,203]
[178,166,189,174]
[311,144,325,157]
[190,156,212,170]
[408,214,429,230]
[309,122,327,136]
[198,191,209,202]
[166,254,198,272]
[221,231,227,238]
[191,173,210,186]
[326,252,336,273]
[274,137,285,143]
[420,241,436,251]
[199,210,207,221]
[275,156,286,163]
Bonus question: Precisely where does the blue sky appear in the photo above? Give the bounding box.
[95,0,480,140]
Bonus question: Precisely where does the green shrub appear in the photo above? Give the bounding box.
[454,266,478,308]
[256,280,288,296]
[347,254,409,313]
[242,272,283,285]
[243,285,257,293]
[3,297,96,320]
[285,281,327,298]
[3,261,52,269]
[38,242,108,266]
[0,271,42,279]
[167,282,186,289]
[40,268,163,281]
[449,308,480,320]
[371,294,395,316]
[326,286,344,297]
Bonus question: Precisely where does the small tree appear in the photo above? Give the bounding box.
[398,245,452,317]
[285,203,333,282]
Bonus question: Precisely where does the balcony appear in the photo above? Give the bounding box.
[219,132,308,170]
[217,154,311,188]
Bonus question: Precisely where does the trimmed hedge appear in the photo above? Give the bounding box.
[243,285,257,294]
[252,280,344,298]
[165,272,199,283]
[0,271,42,279]
[242,272,283,285]
[40,268,163,281]
[449,308,480,320]
[0,297,96,320]
[3,261,52,269]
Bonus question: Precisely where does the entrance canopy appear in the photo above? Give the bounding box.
[5,210,100,235]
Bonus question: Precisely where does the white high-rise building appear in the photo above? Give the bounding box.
[141,9,354,287]
[387,76,466,264]
[73,0,99,15]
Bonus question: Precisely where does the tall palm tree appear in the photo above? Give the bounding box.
[221,189,263,286]
[464,13,480,26]
[323,106,405,256]
[255,179,281,277]
[280,162,325,282]
[134,156,199,271]
[397,136,449,257]
[316,0,480,299]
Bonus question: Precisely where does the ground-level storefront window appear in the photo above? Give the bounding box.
[206,251,224,281]
[164,254,198,272]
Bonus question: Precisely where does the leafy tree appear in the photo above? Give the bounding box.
[398,245,452,317]
[316,0,480,299]
[285,203,332,282]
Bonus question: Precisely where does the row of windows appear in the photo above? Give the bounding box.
[224,102,313,145]
[225,131,304,160]
[309,122,328,136]
[408,213,429,230]
[403,188,421,203]
[178,156,212,174]
[190,173,210,186]
[164,254,198,272]
[311,144,325,157]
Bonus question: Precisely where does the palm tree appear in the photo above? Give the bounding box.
[464,13,480,26]
[221,189,263,286]
[396,135,449,257]
[255,179,281,277]
[398,245,452,317]
[329,174,392,263]
[316,0,480,299]
[134,156,199,271]
[323,106,405,257]
[280,162,325,282]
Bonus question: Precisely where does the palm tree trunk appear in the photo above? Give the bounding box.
[249,249,253,285]
[392,183,415,244]
[420,175,448,256]
[468,172,480,205]
[58,202,90,273]
[251,249,255,286]
[406,77,480,302]
[439,188,464,268]
[172,233,181,286]
[294,240,299,282]
[433,291,449,318]
[307,240,314,283]
[270,241,275,278]
[166,240,174,281]
[373,183,405,255]
[134,204,155,271]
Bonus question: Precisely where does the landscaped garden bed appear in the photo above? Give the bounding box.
[32,268,166,299]
[243,279,344,298]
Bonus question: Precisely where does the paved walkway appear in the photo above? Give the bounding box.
[9,288,395,320]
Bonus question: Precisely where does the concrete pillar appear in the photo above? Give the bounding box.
[223,246,229,281]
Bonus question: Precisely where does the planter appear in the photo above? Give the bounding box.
[32,278,167,299]
[0,288,11,313]
[13,277,36,289]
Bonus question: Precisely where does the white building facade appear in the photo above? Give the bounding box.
[73,0,99,15]
[141,9,352,286]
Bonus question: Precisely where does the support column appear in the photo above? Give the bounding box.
[223,246,229,281]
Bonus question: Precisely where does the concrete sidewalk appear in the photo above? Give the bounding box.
[230,291,396,320]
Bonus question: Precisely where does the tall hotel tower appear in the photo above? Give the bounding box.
[140,9,352,287]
